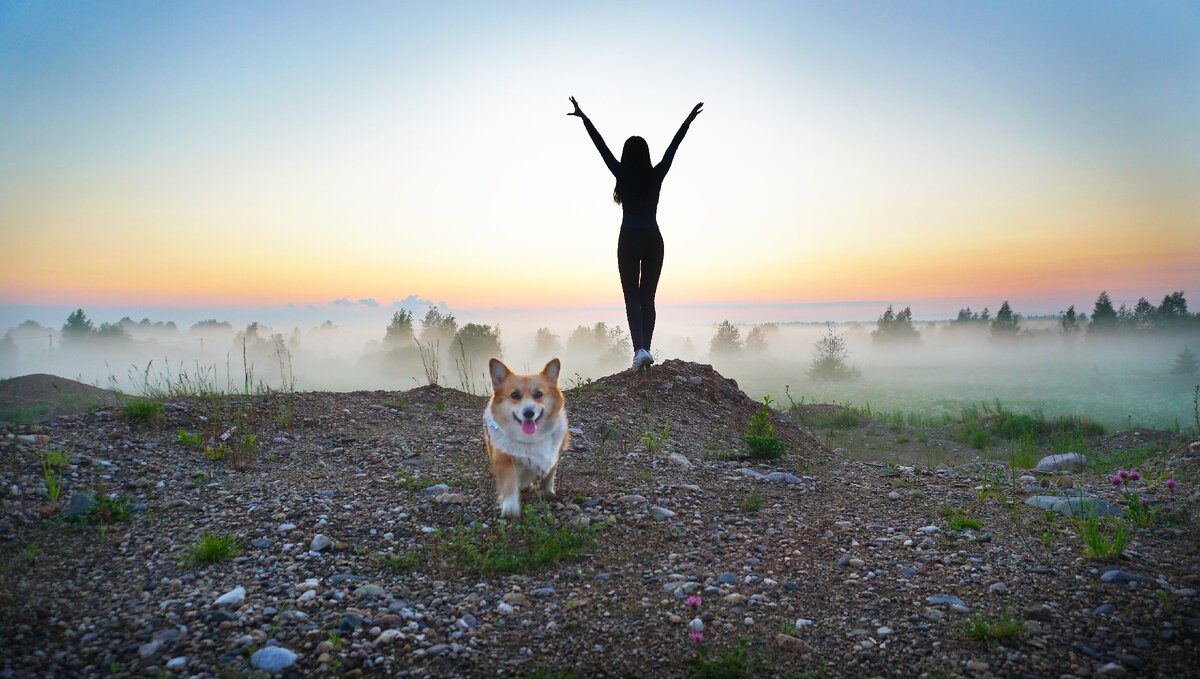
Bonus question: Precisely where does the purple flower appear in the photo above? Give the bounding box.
[1111,475,1122,486]
[688,617,704,644]
[686,595,702,608]
[1128,470,1141,481]
[689,629,704,644]
[1165,478,1177,490]
[1118,469,1129,480]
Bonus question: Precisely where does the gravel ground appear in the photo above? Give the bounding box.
[1,359,1198,678]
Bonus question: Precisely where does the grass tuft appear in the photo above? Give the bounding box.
[962,612,1023,642]
[121,399,162,424]
[189,532,239,565]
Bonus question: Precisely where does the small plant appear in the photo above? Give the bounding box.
[122,399,163,424]
[228,432,257,470]
[743,395,786,459]
[176,429,202,446]
[43,450,70,469]
[382,397,408,411]
[379,551,421,572]
[962,612,1022,642]
[686,636,768,679]
[189,532,239,565]
[948,514,983,531]
[425,506,598,576]
[204,444,228,461]
[42,459,62,503]
[395,468,444,490]
[327,629,343,650]
[435,401,445,411]
[85,493,130,535]
[641,424,669,453]
[1077,516,1129,561]
[740,492,764,512]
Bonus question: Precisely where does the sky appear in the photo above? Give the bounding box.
[1,0,1198,326]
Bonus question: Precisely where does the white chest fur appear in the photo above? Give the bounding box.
[484,408,567,480]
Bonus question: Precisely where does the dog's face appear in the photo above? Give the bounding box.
[488,358,564,438]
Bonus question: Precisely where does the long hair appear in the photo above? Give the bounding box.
[613,136,654,205]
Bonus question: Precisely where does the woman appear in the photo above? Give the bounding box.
[568,96,703,372]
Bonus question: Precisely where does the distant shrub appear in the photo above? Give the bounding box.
[709,320,743,356]
[989,301,1020,339]
[419,307,458,346]
[384,310,414,346]
[453,323,502,361]
[871,305,921,346]
[566,322,630,366]
[1172,345,1197,377]
[744,323,775,354]
[533,327,563,357]
[808,324,859,381]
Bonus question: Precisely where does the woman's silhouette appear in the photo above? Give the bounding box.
[568,96,703,372]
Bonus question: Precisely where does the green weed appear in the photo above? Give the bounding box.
[740,492,765,512]
[121,399,162,424]
[1077,516,1129,561]
[962,612,1022,642]
[426,506,598,576]
[176,429,202,446]
[743,396,786,459]
[189,532,239,566]
[641,424,669,453]
[686,637,769,678]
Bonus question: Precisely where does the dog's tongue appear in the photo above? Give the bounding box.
[521,420,537,436]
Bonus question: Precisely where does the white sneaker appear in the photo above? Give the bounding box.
[632,349,652,372]
[644,350,655,367]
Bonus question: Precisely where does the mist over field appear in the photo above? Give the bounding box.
[3,298,1197,432]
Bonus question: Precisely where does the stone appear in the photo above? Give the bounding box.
[1023,605,1051,621]
[1035,452,1086,472]
[668,453,692,469]
[1100,569,1144,584]
[848,558,865,568]
[213,586,245,607]
[989,582,1008,594]
[65,492,95,518]
[165,656,187,670]
[926,594,967,608]
[503,592,529,605]
[888,491,901,500]
[717,572,738,585]
[375,629,402,644]
[1096,662,1126,676]
[277,523,297,533]
[354,584,385,598]
[617,494,647,504]
[766,471,803,484]
[723,593,748,605]
[775,633,804,653]
[837,553,852,567]
[650,506,676,521]
[250,646,298,674]
[966,660,989,674]
[1094,603,1116,615]
[250,538,273,549]
[138,641,161,659]
[434,493,467,504]
[310,534,333,552]
[498,602,514,615]
[1024,495,1121,518]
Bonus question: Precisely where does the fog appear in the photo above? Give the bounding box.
[2,304,1198,432]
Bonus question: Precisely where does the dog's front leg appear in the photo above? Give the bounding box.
[539,462,559,500]
[492,451,521,518]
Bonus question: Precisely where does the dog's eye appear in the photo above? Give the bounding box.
[510,391,521,401]
[533,390,543,399]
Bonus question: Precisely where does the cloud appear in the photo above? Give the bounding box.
[391,294,438,312]
[357,298,379,308]
[331,297,353,307]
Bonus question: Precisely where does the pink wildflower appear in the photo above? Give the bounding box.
[1118,469,1129,480]
[688,617,704,644]
[1165,479,1177,490]
[686,595,702,608]
[1128,470,1141,481]
[1111,475,1122,486]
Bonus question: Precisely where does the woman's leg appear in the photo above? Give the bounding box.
[617,230,645,351]
[638,230,665,351]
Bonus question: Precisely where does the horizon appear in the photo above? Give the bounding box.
[3,2,1198,314]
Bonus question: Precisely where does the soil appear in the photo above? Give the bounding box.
[0,359,1197,678]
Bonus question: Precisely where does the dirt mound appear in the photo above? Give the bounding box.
[578,359,826,458]
[0,373,117,423]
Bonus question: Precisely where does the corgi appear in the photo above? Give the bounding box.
[482,357,569,518]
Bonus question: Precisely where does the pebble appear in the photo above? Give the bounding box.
[775,633,803,652]
[668,453,692,469]
[765,471,803,484]
[250,646,298,673]
[165,656,187,669]
[926,594,967,608]
[434,493,466,504]
[617,494,647,504]
[277,523,297,533]
[989,582,1008,594]
[213,586,245,607]
[887,490,901,500]
[354,584,385,598]
[795,618,813,628]
[1094,603,1115,615]
[310,534,333,552]
[717,572,738,585]
[65,492,95,518]
[917,525,939,534]
[498,603,514,615]
[1023,605,1052,621]
[966,659,989,674]
[1100,569,1143,584]
[848,558,865,568]
[876,626,892,636]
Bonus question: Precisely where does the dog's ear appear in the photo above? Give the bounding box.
[541,358,561,384]
[489,358,511,389]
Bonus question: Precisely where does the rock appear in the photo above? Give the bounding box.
[1113,654,1144,671]
[1100,570,1144,584]
[765,471,803,484]
[877,626,893,636]
[1035,452,1086,472]
[310,534,333,552]
[250,646,298,673]
[837,553,852,567]
[989,582,1008,594]
[723,593,748,605]
[717,572,738,585]
[296,578,320,592]
[532,587,556,597]
[165,656,187,670]
[1024,495,1121,518]
[375,629,402,644]
[1097,662,1126,676]
[918,525,939,534]
[1023,605,1051,621]
[1094,603,1116,615]
[568,427,584,435]
[668,453,692,469]
[250,538,274,549]
[926,594,967,608]
[795,618,813,628]
[503,592,529,606]
[277,523,297,533]
[138,640,161,658]
[888,491,901,500]
[617,494,647,504]
[498,603,514,615]
[775,633,804,653]
[434,493,467,504]
[650,506,676,521]
[213,586,245,607]
[966,660,989,674]
[65,492,95,518]
[848,558,865,568]
[354,584,385,598]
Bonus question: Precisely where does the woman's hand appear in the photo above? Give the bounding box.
[567,96,585,118]
[686,102,704,123]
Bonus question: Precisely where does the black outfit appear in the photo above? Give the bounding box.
[581,115,691,352]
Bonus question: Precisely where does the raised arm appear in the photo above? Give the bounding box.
[568,96,623,178]
[656,102,703,179]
